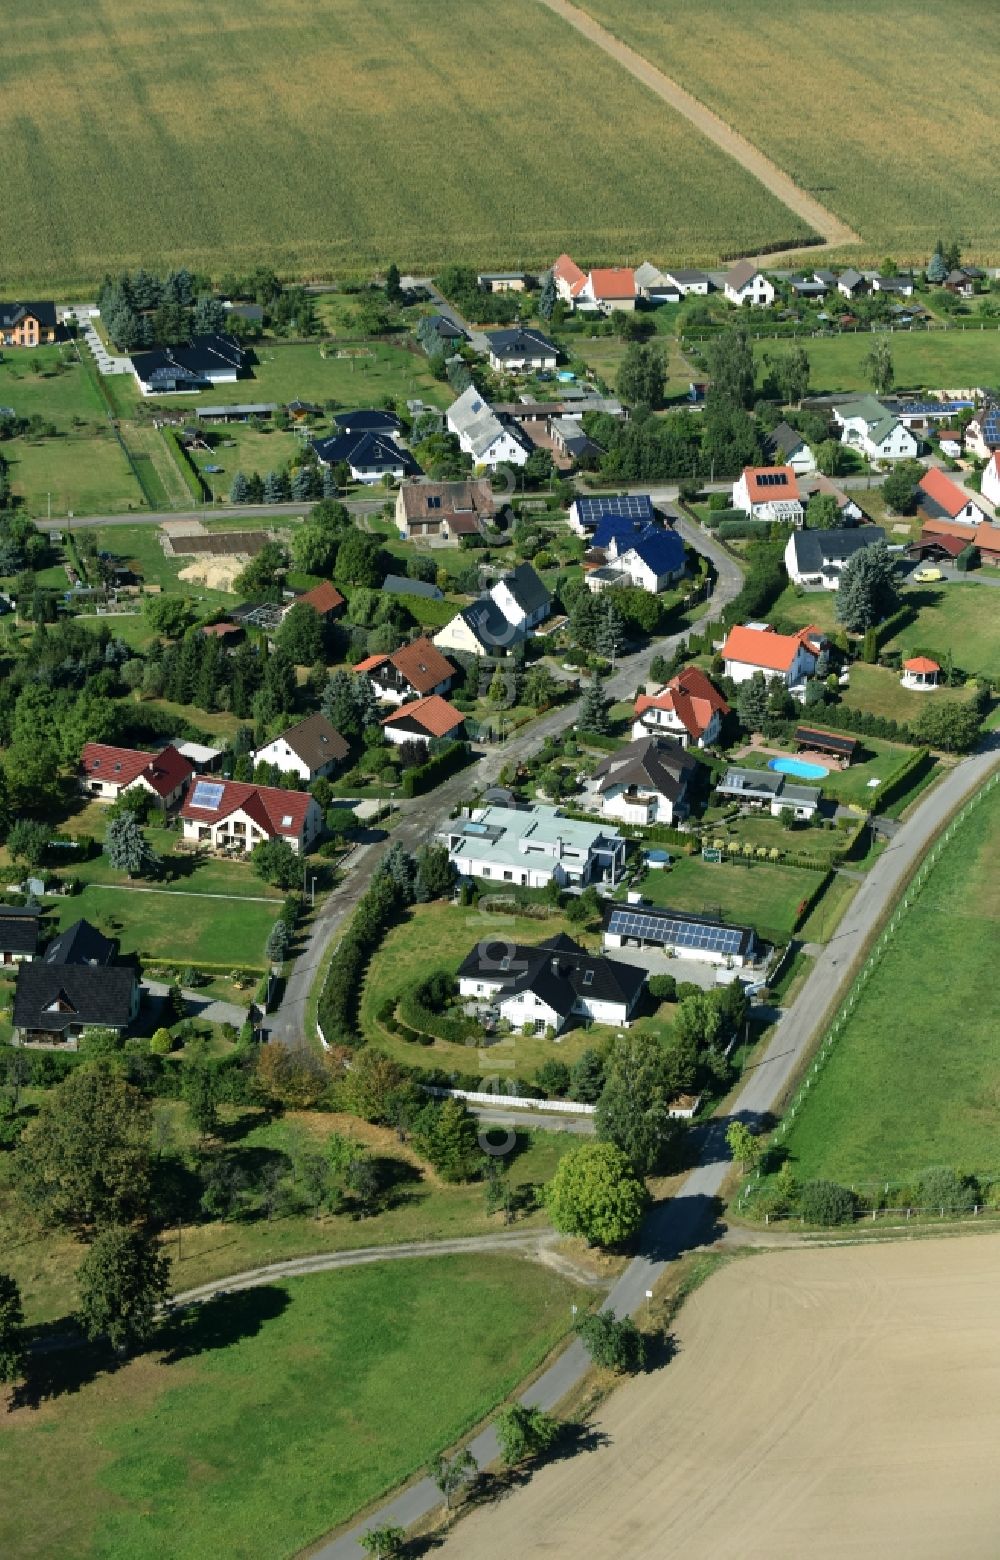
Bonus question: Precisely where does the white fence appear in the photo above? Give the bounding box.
[422,1086,702,1121]
[422,1086,595,1115]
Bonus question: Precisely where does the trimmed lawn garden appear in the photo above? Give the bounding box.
[776,781,1000,1184]
[50,885,277,969]
[633,853,825,941]
[891,582,1000,682]
[0,1253,585,1560]
[839,662,978,725]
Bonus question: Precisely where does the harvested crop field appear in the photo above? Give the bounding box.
[575,0,997,258]
[0,0,810,291]
[447,1236,1000,1560]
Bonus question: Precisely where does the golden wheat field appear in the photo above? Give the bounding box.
[0,0,810,291]
[576,0,998,259]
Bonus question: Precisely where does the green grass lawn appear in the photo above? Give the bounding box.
[777,781,1000,1184]
[49,884,276,969]
[839,662,978,725]
[0,1253,584,1560]
[633,853,824,940]
[891,583,1000,681]
[62,826,283,901]
[760,330,1000,396]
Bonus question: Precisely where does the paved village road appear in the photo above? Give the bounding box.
[263,516,742,1048]
[312,738,1000,1559]
[534,0,859,254]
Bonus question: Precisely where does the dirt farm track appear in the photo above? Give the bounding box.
[445,1235,1000,1560]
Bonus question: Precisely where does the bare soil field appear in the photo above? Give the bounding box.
[446,1235,1000,1560]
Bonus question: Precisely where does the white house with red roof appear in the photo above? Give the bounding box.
[180,778,322,855]
[79,743,194,808]
[632,666,729,748]
[553,254,587,306]
[721,624,821,688]
[732,465,803,525]
[981,453,1000,511]
[916,467,991,527]
[381,696,466,749]
[551,255,636,314]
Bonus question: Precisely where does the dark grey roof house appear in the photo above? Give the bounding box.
[15,916,137,1044]
[0,905,42,964]
[457,931,644,1034]
[785,525,885,588]
[130,334,245,394]
[44,918,116,967]
[13,965,139,1044]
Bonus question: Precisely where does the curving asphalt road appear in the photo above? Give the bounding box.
[310,738,1000,1559]
[263,515,742,1048]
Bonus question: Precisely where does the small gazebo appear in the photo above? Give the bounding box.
[902,656,940,690]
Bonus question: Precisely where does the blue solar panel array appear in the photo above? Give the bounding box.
[575,494,654,528]
[191,780,224,810]
[607,906,747,956]
[981,409,1000,443]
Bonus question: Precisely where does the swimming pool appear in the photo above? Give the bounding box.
[768,756,829,781]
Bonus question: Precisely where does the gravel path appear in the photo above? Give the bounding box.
[536,0,860,253]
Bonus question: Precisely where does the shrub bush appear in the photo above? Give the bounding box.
[917,1166,977,1214]
[799,1179,856,1226]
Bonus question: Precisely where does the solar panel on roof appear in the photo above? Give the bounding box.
[607,906,745,955]
[191,780,224,810]
[577,495,654,525]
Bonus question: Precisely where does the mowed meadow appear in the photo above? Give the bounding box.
[576,0,998,258]
[0,0,811,291]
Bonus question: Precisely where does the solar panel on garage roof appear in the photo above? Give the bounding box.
[577,494,653,524]
[191,779,224,810]
[607,906,744,954]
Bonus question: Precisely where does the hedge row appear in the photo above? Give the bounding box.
[790,869,833,934]
[396,985,479,1046]
[165,429,211,502]
[871,747,933,813]
[558,808,698,854]
[400,740,471,798]
[316,875,402,1046]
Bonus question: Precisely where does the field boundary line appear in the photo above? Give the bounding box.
[535,0,860,252]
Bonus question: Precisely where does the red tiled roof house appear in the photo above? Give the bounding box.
[180,778,322,855]
[721,624,821,689]
[381,696,466,748]
[633,666,730,748]
[353,635,456,706]
[79,743,194,808]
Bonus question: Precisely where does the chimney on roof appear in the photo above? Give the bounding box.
[550,957,561,977]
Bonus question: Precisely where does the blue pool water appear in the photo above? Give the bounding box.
[768,756,829,780]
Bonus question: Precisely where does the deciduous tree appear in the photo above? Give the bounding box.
[77,1225,170,1355]
[15,1064,151,1234]
[545,1140,649,1247]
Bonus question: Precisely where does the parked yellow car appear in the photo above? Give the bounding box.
[912,566,943,582]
